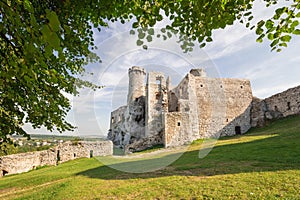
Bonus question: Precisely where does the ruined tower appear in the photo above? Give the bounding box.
[145,72,168,137]
[127,66,146,104]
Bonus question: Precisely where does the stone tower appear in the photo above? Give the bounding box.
[145,72,168,137]
[127,66,146,104]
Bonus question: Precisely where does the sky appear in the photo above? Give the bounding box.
[24,1,300,137]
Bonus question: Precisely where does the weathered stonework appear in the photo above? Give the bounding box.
[0,140,112,177]
[108,66,300,152]
[108,67,253,151]
[251,85,300,127]
[164,74,252,147]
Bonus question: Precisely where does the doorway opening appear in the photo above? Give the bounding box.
[235,126,241,135]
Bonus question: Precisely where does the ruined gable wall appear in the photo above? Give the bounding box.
[251,85,300,127]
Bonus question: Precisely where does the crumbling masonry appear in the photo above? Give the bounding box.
[108,66,300,152]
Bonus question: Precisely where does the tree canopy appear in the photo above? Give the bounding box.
[0,0,299,149]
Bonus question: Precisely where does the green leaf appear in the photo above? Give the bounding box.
[200,43,206,48]
[132,22,139,28]
[291,21,299,29]
[23,0,33,12]
[265,20,274,29]
[271,46,277,51]
[279,43,287,47]
[146,35,152,42]
[280,35,291,42]
[130,30,135,35]
[41,25,51,38]
[138,32,145,39]
[256,28,264,35]
[49,32,60,48]
[206,37,213,42]
[64,25,71,34]
[270,39,279,47]
[275,7,286,16]
[257,20,265,28]
[136,39,143,46]
[274,32,281,38]
[44,45,52,57]
[256,34,265,43]
[267,33,274,40]
[148,28,154,35]
[142,45,148,50]
[46,10,60,32]
[293,29,300,35]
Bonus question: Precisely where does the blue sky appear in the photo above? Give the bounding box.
[24,1,300,137]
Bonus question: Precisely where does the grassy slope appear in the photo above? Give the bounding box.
[0,115,300,199]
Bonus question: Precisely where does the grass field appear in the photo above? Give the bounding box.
[0,115,300,199]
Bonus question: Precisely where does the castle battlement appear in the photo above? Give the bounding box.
[128,66,146,75]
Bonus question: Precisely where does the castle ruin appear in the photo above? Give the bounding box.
[108,66,253,151]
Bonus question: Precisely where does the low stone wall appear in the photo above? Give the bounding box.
[0,140,113,177]
[251,85,300,127]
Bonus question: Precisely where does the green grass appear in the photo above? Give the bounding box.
[1,115,300,199]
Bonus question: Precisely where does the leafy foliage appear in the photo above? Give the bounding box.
[0,141,17,156]
[256,1,300,52]
[128,0,300,52]
[0,0,104,143]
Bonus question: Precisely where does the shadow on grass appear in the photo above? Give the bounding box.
[77,115,300,180]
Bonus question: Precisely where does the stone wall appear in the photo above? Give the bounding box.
[192,77,252,137]
[108,96,146,148]
[0,150,56,177]
[0,140,113,177]
[164,112,191,147]
[251,85,300,127]
[164,72,253,147]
